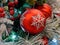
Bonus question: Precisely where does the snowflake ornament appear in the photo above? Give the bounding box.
[31,14,45,30]
[20,9,46,34]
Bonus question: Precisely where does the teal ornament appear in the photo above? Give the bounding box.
[18,11,22,14]
[18,9,22,14]
[23,3,31,8]
[13,9,18,18]
[19,7,25,14]
[19,3,31,14]
[4,31,19,42]
[18,3,31,13]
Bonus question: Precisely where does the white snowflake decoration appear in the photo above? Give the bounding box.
[31,14,45,30]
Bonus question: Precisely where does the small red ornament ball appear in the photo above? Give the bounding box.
[8,2,15,7]
[0,7,4,13]
[9,9,14,16]
[14,0,18,5]
[42,36,48,45]
[20,9,46,34]
[0,7,5,18]
[0,13,5,18]
[36,3,52,19]
[9,7,14,10]
[1,12,5,17]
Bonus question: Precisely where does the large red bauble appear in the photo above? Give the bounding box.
[0,7,4,13]
[35,3,52,19]
[20,9,46,34]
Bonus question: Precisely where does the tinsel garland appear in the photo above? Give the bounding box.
[0,12,60,45]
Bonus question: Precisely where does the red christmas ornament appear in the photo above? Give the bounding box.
[0,13,5,18]
[0,7,4,13]
[0,13,5,17]
[0,7,5,18]
[1,12,5,17]
[9,9,14,16]
[8,2,15,7]
[20,9,46,34]
[9,7,14,10]
[42,36,48,45]
[14,0,18,5]
[35,3,52,19]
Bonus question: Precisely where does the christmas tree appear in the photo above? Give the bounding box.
[0,0,60,45]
